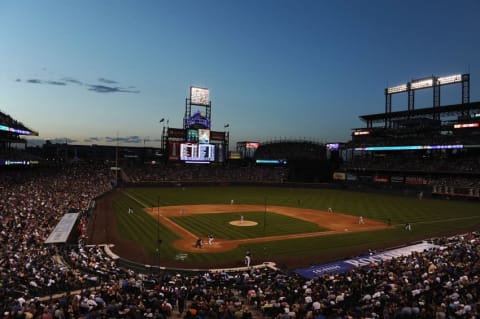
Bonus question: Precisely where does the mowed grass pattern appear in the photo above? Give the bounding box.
[171,211,327,239]
[110,186,480,268]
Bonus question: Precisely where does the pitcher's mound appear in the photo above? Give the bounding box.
[229,220,258,226]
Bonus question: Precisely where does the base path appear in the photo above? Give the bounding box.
[144,204,390,253]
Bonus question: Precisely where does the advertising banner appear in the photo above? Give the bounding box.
[295,242,440,279]
[168,141,180,160]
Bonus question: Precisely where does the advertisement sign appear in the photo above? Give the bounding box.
[373,175,389,183]
[210,131,226,141]
[198,129,210,144]
[190,87,209,105]
[333,172,346,181]
[168,141,180,160]
[405,176,427,185]
[346,173,358,181]
[391,176,405,183]
[168,128,186,139]
[295,242,441,279]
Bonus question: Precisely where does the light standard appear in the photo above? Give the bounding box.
[159,118,169,158]
[264,196,267,261]
[157,196,161,269]
[263,196,267,235]
[224,123,230,161]
[159,119,165,150]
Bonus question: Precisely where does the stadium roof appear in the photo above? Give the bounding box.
[0,110,39,136]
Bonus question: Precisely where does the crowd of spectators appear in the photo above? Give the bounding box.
[340,152,480,199]
[349,128,480,149]
[254,141,326,161]
[342,152,480,175]
[1,163,480,319]
[4,229,480,318]
[0,164,114,312]
[123,164,288,184]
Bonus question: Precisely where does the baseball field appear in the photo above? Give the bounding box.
[88,185,480,269]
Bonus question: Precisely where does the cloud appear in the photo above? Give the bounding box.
[26,79,43,84]
[16,75,139,94]
[87,84,140,94]
[105,136,143,144]
[45,80,66,86]
[84,137,101,143]
[98,77,117,84]
[62,77,84,86]
[24,78,66,86]
[49,137,78,144]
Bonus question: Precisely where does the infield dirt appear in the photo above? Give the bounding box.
[146,204,388,252]
[88,192,390,268]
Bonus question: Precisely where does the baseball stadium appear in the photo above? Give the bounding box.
[1,74,480,318]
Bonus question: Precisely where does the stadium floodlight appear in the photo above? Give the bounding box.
[410,78,433,90]
[438,74,462,85]
[387,84,408,94]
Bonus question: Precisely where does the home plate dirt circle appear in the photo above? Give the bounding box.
[229,220,258,226]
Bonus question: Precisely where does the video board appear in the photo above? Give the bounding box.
[190,87,209,106]
[186,129,199,142]
[186,128,210,144]
[180,143,215,162]
[198,129,210,144]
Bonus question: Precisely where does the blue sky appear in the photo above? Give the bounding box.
[1,0,479,148]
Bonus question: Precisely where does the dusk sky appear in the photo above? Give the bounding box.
[1,0,480,148]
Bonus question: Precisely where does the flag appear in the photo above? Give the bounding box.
[159,118,165,123]
[224,124,229,128]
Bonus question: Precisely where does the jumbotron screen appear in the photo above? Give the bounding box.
[186,129,199,142]
[180,143,215,162]
[198,129,210,144]
[190,87,209,106]
[186,128,210,143]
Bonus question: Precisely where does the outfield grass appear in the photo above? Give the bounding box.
[171,211,327,239]
[111,186,480,268]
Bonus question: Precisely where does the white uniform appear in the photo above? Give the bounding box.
[245,253,251,267]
